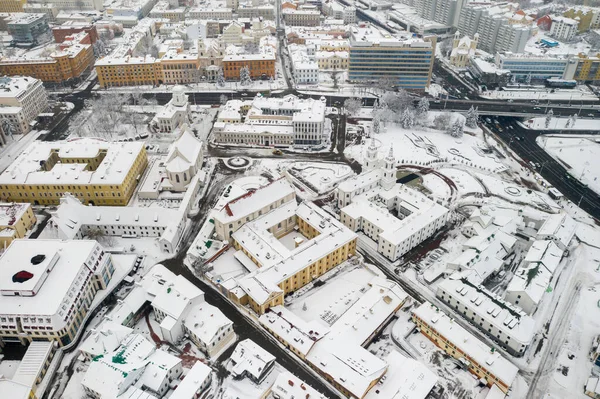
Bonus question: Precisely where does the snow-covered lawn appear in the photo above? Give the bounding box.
[480,86,598,101]
[345,113,506,174]
[538,135,600,196]
[521,117,600,131]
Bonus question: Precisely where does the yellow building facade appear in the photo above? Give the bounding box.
[0,41,94,83]
[0,203,36,249]
[232,201,357,315]
[96,57,161,88]
[573,53,600,83]
[412,305,516,394]
[0,0,26,12]
[0,140,147,206]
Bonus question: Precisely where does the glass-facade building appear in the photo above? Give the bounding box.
[348,28,434,89]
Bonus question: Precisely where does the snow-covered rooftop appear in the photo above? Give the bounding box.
[165,127,203,174]
[79,322,134,359]
[151,275,203,320]
[0,76,41,99]
[216,178,295,223]
[268,371,326,399]
[230,339,276,381]
[523,240,563,273]
[170,361,211,399]
[0,138,146,186]
[438,278,535,345]
[52,194,183,240]
[306,336,387,398]
[0,240,100,321]
[364,350,437,399]
[12,341,55,388]
[259,305,329,357]
[184,303,232,346]
[413,302,519,388]
[328,277,407,346]
[536,213,576,249]
[0,203,31,227]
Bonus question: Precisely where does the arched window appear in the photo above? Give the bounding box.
[176,174,180,183]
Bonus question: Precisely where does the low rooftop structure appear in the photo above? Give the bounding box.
[364,350,437,399]
[230,339,276,383]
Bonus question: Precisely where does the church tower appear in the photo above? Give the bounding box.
[364,138,378,171]
[381,145,396,191]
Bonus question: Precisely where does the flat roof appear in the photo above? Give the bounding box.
[0,203,31,227]
[364,350,437,399]
[306,336,387,398]
[0,239,98,318]
[259,305,329,356]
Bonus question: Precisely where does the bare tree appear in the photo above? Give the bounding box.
[377,76,395,93]
[0,118,18,138]
[330,71,340,89]
[433,112,452,130]
[343,98,361,115]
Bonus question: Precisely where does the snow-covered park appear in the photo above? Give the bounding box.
[538,135,600,195]
[345,108,506,174]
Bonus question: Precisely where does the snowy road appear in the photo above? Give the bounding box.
[526,277,583,399]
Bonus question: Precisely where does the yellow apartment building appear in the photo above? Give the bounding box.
[0,35,94,83]
[0,139,147,206]
[230,200,357,315]
[96,56,161,88]
[0,203,36,249]
[412,302,518,394]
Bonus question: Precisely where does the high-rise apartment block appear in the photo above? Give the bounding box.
[458,3,532,54]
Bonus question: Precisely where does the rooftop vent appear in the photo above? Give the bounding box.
[31,254,46,265]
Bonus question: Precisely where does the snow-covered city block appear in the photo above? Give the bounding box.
[1,0,600,398]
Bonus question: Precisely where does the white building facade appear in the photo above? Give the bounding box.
[0,76,48,135]
[0,240,117,347]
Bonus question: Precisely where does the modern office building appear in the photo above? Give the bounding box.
[0,76,48,135]
[7,14,51,47]
[348,24,434,89]
[412,302,519,394]
[495,52,571,82]
[213,94,327,148]
[0,202,36,249]
[0,240,118,347]
[569,53,600,83]
[0,138,148,206]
